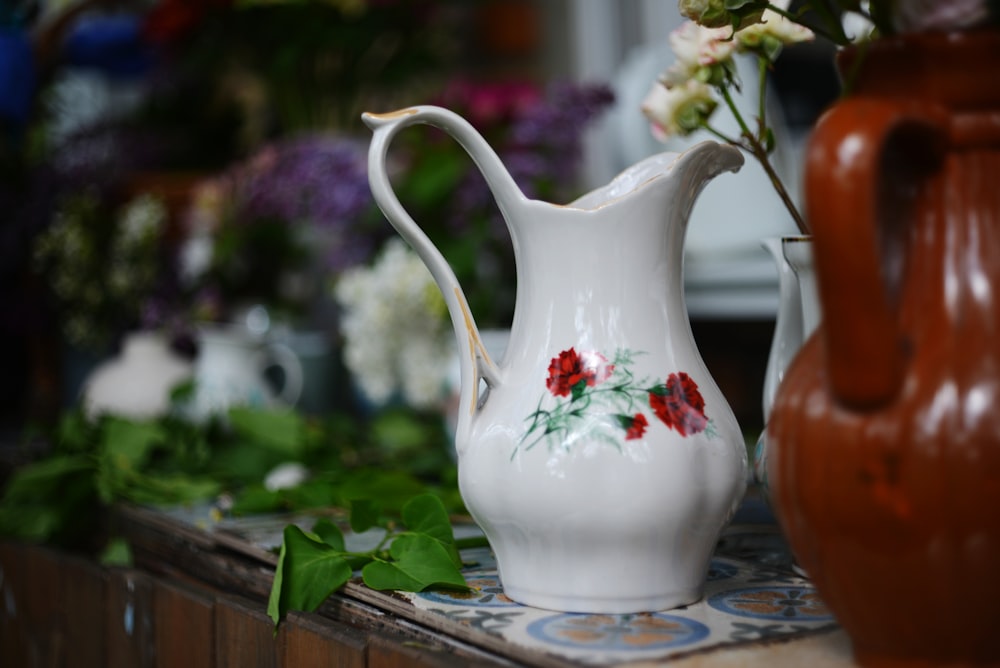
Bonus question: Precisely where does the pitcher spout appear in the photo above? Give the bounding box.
[570,141,743,212]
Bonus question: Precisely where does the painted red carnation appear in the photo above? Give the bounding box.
[546,348,614,398]
[648,372,708,436]
[622,413,648,440]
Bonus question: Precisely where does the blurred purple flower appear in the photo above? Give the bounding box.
[235,135,371,230]
[444,80,615,235]
[226,134,376,274]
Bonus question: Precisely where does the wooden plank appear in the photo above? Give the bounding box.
[367,634,486,668]
[214,594,278,668]
[19,544,65,667]
[106,568,156,668]
[281,611,366,668]
[153,577,216,668]
[0,541,28,667]
[61,552,108,667]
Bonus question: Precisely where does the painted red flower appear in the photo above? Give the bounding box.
[546,348,614,398]
[648,372,708,436]
[618,413,649,440]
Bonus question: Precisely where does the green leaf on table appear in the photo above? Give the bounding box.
[101,418,165,469]
[370,409,437,453]
[268,524,352,626]
[231,484,283,515]
[0,454,99,543]
[55,410,96,453]
[121,471,221,506]
[401,493,461,568]
[349,498,380,533]
[0,455,94,500]
[169,378,196,404]
[99,537,133,567]
[281,479,338,510]
[361,533,467,592]
[333,469,429,514]
[311,518,345,551]
[208,445,287,487]
[228,407,304,456]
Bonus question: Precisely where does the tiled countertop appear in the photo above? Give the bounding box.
[140,490,857,666]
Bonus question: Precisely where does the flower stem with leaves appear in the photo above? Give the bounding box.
[267,494,487,629]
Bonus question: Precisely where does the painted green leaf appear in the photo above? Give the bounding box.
[361,533,467,591]
[268,525,352,626]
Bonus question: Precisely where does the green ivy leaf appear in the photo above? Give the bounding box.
[230,484,283,515]
[268,525,352,626]
[101,418,164,470]
[0,455,99,543]
[99,537,133,567]
[228,407,304,457]
[333,469,430,514]
[401,494,459,566]
[55,410,96,453]
[0,455,94,500]
[349,498,380,533]
[121,471,221,506]
[311,518,345,551]
[361,533,467,592]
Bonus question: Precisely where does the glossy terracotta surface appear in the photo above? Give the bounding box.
[768,30,1000,667]
[365,106,748,613]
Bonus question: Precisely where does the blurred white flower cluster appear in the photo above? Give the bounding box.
[109,194,168,296]
[33,191,168,349]
[334,239,454,411]
[641,1,814,233]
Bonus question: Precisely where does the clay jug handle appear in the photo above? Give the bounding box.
[363,107,523,451]
[805,98,947,409]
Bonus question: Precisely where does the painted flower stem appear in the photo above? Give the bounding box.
[521,348,714,454]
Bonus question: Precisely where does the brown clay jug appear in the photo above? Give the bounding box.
[767,29,1000,667]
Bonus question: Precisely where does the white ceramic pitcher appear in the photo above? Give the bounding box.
[364,106,748,613]
[753,236,819,505]
[190,324,304,421]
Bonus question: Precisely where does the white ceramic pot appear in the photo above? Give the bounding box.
[82,331,193,420]
[189,324,304,421]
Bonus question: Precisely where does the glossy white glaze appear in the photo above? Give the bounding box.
[364,106,748,613]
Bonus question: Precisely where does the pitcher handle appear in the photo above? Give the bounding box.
[259,342,304,407]
[805,98,947,409]
[363,106,522,450]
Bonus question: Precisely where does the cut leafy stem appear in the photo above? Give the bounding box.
[267,493,488,629]
[700,58,809,235]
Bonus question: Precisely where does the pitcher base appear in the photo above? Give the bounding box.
[501,584,703,614]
